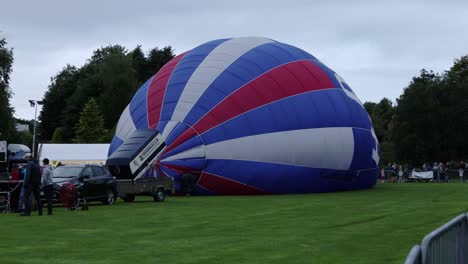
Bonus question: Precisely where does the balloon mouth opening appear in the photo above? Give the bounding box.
[155,122,206,186]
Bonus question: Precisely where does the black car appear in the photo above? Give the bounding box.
[50,164,117,205]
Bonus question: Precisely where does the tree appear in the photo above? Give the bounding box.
[15,131,33,147]
[0,37,15,141]
[444,56,468,160]
[129,45,148,84]
[39,65,79,140]
[74,98,108,143]
[51,127,65,143]
[371,98,395,143]
[145,46,174,80]
[96,52,138,128]
[392,70,443,163]
[391,62,468,164]
[39,43,175,142]
[365,98,396,164]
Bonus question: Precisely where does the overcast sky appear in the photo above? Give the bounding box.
[2,0,467,120]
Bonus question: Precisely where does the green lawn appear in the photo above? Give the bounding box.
[1,183,468,264]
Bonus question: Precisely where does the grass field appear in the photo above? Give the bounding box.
[1,183,468,264]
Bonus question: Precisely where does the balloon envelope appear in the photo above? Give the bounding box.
[108,37,380,195]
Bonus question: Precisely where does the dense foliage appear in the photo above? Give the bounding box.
[366,56,468,165]
[0,38,15,142]
[3,34,467,165]
[39,44,175,143]
[74,98,108,143]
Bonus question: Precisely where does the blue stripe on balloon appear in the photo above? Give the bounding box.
[201,89,372,145]
[108,136,124,156]
[159,165,180,177]
[350,128,379,170]
[156,38,231,133]
[182,41,319,126]
[160,134,203,160]
[130,76,153,129]
[202,159,377,193]
[164,122,192,146]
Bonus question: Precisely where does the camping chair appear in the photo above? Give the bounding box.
[0,191,10,213]
[0,180,22,213]
[59,183,88,210]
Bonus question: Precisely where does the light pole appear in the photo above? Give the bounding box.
[29,100,43,158]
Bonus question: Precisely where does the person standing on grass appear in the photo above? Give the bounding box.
[403,164,410,181]
[446,162,451,182]
[438,163,446,183]
[398,165,404,183]
[433,162,440,182]
[17,164,31,212]
[459,162,465,183]
[20,153,43,216]
[41,158,54,215]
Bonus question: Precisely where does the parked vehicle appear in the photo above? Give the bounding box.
[106,130,174,202]
[50,164,117,205]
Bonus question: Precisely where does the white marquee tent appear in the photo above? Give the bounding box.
[38,144,109,166]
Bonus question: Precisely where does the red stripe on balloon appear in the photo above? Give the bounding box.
[158,162,199,174]
[163,60,334,154]
[147,51,189,128]
[197,172,269,195]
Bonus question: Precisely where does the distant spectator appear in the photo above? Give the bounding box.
[459,162,465,183]
[385,163,393,180]
[17,165,31,212]
[422,163,428,171]
[403,164,410,180]
[445,163,449,182]
[433,163,440,182]
[20,153,43,216]
[438,163,448,182]
[41,158,53,215]
[398,165,404,183]
[391,163,397,183]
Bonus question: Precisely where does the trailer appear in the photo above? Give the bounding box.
[106,130,174,202]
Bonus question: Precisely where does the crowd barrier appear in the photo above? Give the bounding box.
[382,169,467,182]
[405,213,468,264]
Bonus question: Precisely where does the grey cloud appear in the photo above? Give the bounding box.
[2,0,467,119]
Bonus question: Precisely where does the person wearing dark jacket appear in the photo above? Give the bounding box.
[20,153,43,216]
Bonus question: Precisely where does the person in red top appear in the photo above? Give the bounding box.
[11,166,19,181]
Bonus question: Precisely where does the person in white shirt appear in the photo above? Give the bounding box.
[459,164,465,183]
[41,158,54,215]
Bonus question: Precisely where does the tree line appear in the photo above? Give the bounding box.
[39,44,175,143]
[1,35,467,165]
[365,56,468,165]
[0,37,25,144]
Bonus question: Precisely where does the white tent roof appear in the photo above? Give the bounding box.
[38,144,109,161]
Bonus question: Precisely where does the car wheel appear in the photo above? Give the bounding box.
[153,188,166,202]
[103,189,116,205]
[120,193,135,202]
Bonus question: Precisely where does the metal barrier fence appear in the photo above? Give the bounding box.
[405,245,422,264]
[405,213,468,264]
[382,169,467,182]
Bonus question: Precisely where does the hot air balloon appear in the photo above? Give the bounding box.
[106,37,380,195]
